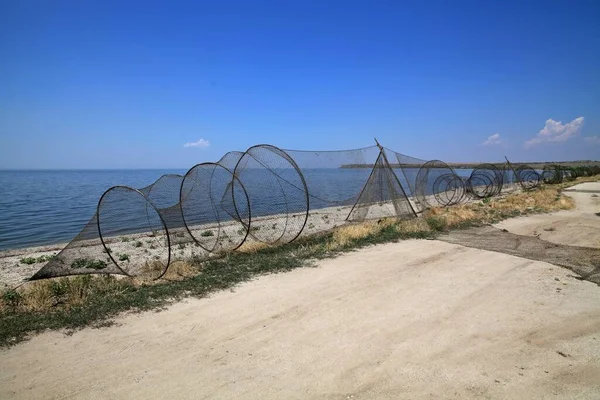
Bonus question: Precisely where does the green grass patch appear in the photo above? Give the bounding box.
[19,254,56,265]
[70,258,108,270]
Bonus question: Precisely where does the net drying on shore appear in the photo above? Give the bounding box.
[29,141,594,281]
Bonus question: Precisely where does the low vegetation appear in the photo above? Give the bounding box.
[0,178,592,347]
[423,187,574,232]
[19,254,56,265]
[70,258,108,270]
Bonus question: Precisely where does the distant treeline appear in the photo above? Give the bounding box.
[340,160,600,169]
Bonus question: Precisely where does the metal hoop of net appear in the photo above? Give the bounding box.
[180,162,251,253]
[542,165,566,184]
[141,174,192,245]
[97,186,170,279]
[467,164,503,199]
[513,165,541,191]
[233,144,309,244]
[218,151,245,172]
[433,174,467,206]
[415,160,460,208]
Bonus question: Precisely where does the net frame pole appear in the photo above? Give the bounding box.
[345,139,418,221]
[375,139,418,218]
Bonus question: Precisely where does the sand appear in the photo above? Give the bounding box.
[495,183,600,249]
[1,184,600,399]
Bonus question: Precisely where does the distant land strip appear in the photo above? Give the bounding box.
[340,161,600,169]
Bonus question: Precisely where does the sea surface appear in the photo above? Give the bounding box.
[0,168,474,251]
[0,170,186,251]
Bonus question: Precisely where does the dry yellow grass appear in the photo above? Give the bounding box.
[557,175,600,188]
[21,282,55,311]
[0,275,135,313]
[160,261,199,281]
[328,217,431,250]
[394,218,432,234]
[331,221,381,247]
[490,187,574,212]
[423,186,575,231]
[236,240,271,253]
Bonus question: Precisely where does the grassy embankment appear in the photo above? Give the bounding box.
[0,177,595,347]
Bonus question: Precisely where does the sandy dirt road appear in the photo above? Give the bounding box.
[1,183,599,399]
[1,241,600,399]
[495,183,600,249]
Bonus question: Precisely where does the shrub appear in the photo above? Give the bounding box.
[200,231,214,237]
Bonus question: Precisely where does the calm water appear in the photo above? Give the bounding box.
[0,170,186,250]
[0,168,475,251]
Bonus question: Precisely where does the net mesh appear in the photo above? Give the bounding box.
[345,151,416,221]
[415,160,462,209]
[233,145,309,244]
[180,163,250,253]
[31,186,170,280]
[29,213,122,280]
[466,164,504,199]
[437,226,600,286]
[27,142,584,282]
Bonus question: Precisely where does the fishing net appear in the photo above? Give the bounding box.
[433,174,468,206]
[346,150,416,221]
[383,147,429,211]
[283,145,417,236]
[29,141,591,283]
[414,160,462,209]
[466,164,504,199]
[141,174,192,247]
[29,213,122,280]
[218,151,245,172]
[437,226,600,286]
[180,163,250,253]
[505,161,541,191]
[233,145,309,244]
[541,165,561,184]
[97,186,170,279]
[30,186,170,281]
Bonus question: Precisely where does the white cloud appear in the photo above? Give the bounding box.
[183,138,210,148]
[482,133,501,146]
[584,135,600,145]
[525,117,584,148]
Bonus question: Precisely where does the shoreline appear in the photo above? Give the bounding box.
[0,187,521,289]
[341,161,600,169]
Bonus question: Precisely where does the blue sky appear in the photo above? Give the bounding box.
[1,0,599,169]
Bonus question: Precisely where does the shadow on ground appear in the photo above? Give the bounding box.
[438,226,600,286]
